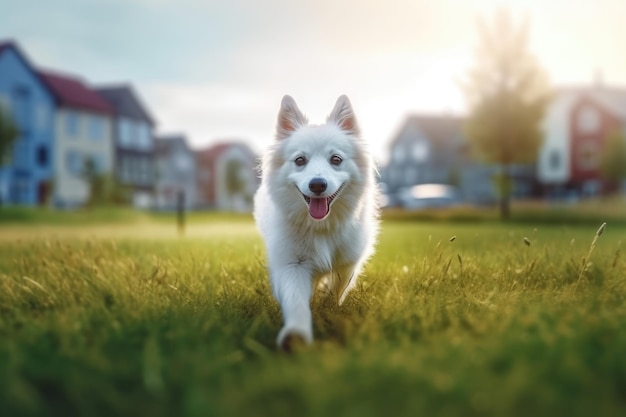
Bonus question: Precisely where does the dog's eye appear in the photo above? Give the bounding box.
[295,156,307,166]
[330,155,343,166]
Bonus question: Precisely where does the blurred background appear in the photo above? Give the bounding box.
[1,0,625,220]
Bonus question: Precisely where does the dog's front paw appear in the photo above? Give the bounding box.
[277,326,312,352]
[280,333,307,352]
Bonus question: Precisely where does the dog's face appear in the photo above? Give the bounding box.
[282,124,355,220]
[266,95,369,222]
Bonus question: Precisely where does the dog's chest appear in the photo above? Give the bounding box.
[298,229,361,274]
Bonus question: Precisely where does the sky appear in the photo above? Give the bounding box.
[2,0,626,162]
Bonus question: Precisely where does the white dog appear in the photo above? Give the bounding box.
[254,95,379,350]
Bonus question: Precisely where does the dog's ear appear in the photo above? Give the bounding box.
[328,95,359,135]
[277,95,307,140]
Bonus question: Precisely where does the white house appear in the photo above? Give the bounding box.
[38,70,114,208]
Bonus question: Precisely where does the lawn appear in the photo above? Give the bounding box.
[0,215,625,416]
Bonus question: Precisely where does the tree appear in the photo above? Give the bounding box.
[82,157,114,207]
[463,8,550,219]
[0,107,18,166]
[83,158,101,207]
[600,129,626,192]
[224,159,246,210]
[0,107,19,205]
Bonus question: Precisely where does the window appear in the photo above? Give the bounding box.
[145,159,154,183]
[136,123,152,150]
[132,157,140,183]
[36,104,49,132]
[130,122,138,146]
[412,140,428,163]
[138,157,150,184]
[577,105,601,134]
[65,111,79,137]
[130,157,138,182]
[119,118,129,146]
[549,150,561,171]
[66,150,83,175]
[12,86,30,136]
[130,158,137,182]
[37,145,48,167]
[119,156,131,183]
[119,118,141,147]
[88,116,105,140]
[175,152,189,172]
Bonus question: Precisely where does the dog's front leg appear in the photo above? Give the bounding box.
[271,265,313,350]
[333,264,361,306]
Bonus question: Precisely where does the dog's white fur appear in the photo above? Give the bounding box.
[254,95,379,348]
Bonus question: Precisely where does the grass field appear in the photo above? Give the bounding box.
[1,214,625,416]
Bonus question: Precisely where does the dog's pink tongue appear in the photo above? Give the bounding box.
[309,197,330,220]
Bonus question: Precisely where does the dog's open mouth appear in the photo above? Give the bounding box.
[302,183,345,220]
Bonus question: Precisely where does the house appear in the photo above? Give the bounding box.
[195,141,259,211]
[37,70,114,208]
[383,115,496,205]
[154,135,197,210]
[0,40,56,205]
[95,85,156,208]
[538,84,626,198]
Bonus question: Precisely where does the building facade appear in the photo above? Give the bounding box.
[383,115,496,206]
[154,135,197,210]
[0,41,56,205]
[538,86,626,198]
[95,85,156,208]
[195,142,259,211]
[38,71,114,208]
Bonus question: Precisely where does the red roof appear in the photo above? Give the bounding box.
[38,70,113,114]
[196,142,232,166]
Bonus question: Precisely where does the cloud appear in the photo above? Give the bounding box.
[144,82,277,153]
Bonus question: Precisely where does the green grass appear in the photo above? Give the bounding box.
[0,206,145,225]
[2,195,626,226]
[383,195,626,225]
[1,217,625,416]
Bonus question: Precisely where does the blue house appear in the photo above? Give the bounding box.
[0,40,55,205]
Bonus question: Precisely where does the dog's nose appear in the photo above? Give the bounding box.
[309,177,327,195]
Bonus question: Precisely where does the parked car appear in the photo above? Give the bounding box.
[398,183,460,209]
